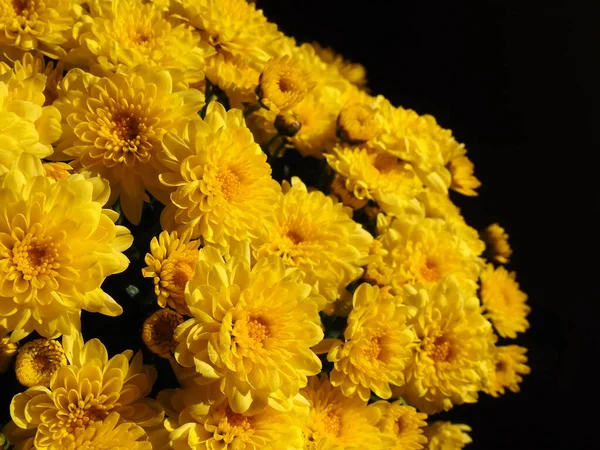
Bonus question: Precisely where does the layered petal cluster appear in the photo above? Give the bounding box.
[0,53,62,166]
[173,245,324,413]
[323,283,416,401]
[8,334,163,449]
[252,178,372,309]
[204,52,260,109]
[52,65,205,224]
[393,277,494,414]
[372,400,428,450]
[423,422,472,450]
[158,102,281,246]
[159,387,307,449]
[301,374,385,450]
[484,345,530,397]
[0,154,132,340]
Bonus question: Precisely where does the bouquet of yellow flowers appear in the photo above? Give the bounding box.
[0,1,531,449]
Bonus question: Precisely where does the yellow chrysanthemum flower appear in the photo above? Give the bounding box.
[171,0,282,65]
[0,0,80,58]
[174,244,324,413]
[258,55,315,113]
[485,345,530,397]
[447,155,480,196]
[52,65,204,224]
[10,333,163,448]
[66,0,210,82]
[252,177,372,309]
[312,42,368,88]
[42,162,72,181]
[366,216,483,295]
[204,52,259,109]
[322,283,415,401]
[483,223,512,264]
[142,230,200,315]
[0,154,132,341]
[158,102,281,246]
[15,338,66,387]
[393,277,494,414]
[424,422,472,450]
[480,265,530,338]
[372,400,428,450]
[0,56,61,166]
[325,145,424,216]
[142,308,183,359]
[0,335,17,372]
[337,104,381,144]
[301,374,385,450]
[159,387,307,449]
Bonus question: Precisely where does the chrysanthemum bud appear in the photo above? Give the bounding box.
[15,339,67,387]
[142,309,183,359]
[337,104,380,144]
[258,55,315,112]
[274,111,302,137]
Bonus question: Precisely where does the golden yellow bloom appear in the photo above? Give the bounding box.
[301,374,385,450]
[424,422,472,450]
[480,265,530,338]
[324,283,415,401]
[372,400,428,450]
[258,55,315,112]
[0,335,17,372]
[483,223,512,264]
[158,102,281,246]
[0,55,61,166]
[10,333,163,448]
[66,0,210,83]
[142,309,183,359]
[172,0,282,65]
[366,216,483,295]
[15,338,66,387]
[337,104,380,144]
[204,52,259,109]
[329,175,368,210]
[447,156,480,196]
[0,153,132,341]
[174,244,324,413]
[325,146,423,217]
[0,0,80,58]
[42,162,72,181]
[159,387,307,449]
[485,345,530,397]
[52,65,204,224]
[312,42,368,88]
[252,177,372,309]
[142,230,200,315]
[393,277,494,414]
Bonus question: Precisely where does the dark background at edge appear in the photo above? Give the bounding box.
[256,0,597,449]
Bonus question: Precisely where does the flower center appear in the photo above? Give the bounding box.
[420,258,441,283]
[286,230,303,245]
[362,336,381,360]
[2,0,35,24]
[430,336,452,363]
[64,403,109,434]
[323,407,341,437]
[216,168,241,201]
[171,260,195,290]
[394,416,405,435]
[495,360,507,372]
[337,104,379,143]
[11,230,60,280]
[233,315,271,351]
[216,407,254,441]
[247,317,269,344]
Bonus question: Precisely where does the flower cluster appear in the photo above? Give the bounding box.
[0,1,531,449]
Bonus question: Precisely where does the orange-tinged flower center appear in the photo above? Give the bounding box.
[362,336,381,360]
[394,416,405,435]
[233,315,271,351]
[247,317,269,343]
[11,229,60,280]
[172,260,195,290]
[322,407,341,437]
[420,258,441,283]
[63,403,109,434]
[216,168,242,201]
[429,336,452,363]
[215,407,254,441]
[1,0,35,25]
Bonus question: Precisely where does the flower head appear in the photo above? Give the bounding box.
[447,155,480,196]
[483,223,512,264]
[480,265,530,338]
[423,422,472,450]
[324,283,416,401]
[15,338,66,387]
[158,102,281,246]
[66,0,210,82]
[159,387,307,449]
[393,277,494,414]
[0,0,80,58]
[174,244,324,413]
[10,333,163,448]
[0,154,132,341]
[53,65,204,224]
[258,55,315,113]
[0,335,17,372]
[484,344,530,397]
[312,42,367,88]
[142,309,183,359]
[252,177,372,309]
[142,230,200,315]
[301,374,385,450]
[337,104,380,144]
[372,400,428,450]
[204,52,259,109]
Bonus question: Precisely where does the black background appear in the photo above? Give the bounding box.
[256,0,598,448]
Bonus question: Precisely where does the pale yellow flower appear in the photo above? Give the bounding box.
[258,55,315,113]
[424,422,472,450]
[15,338,66,387]
[484,345,530,397]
